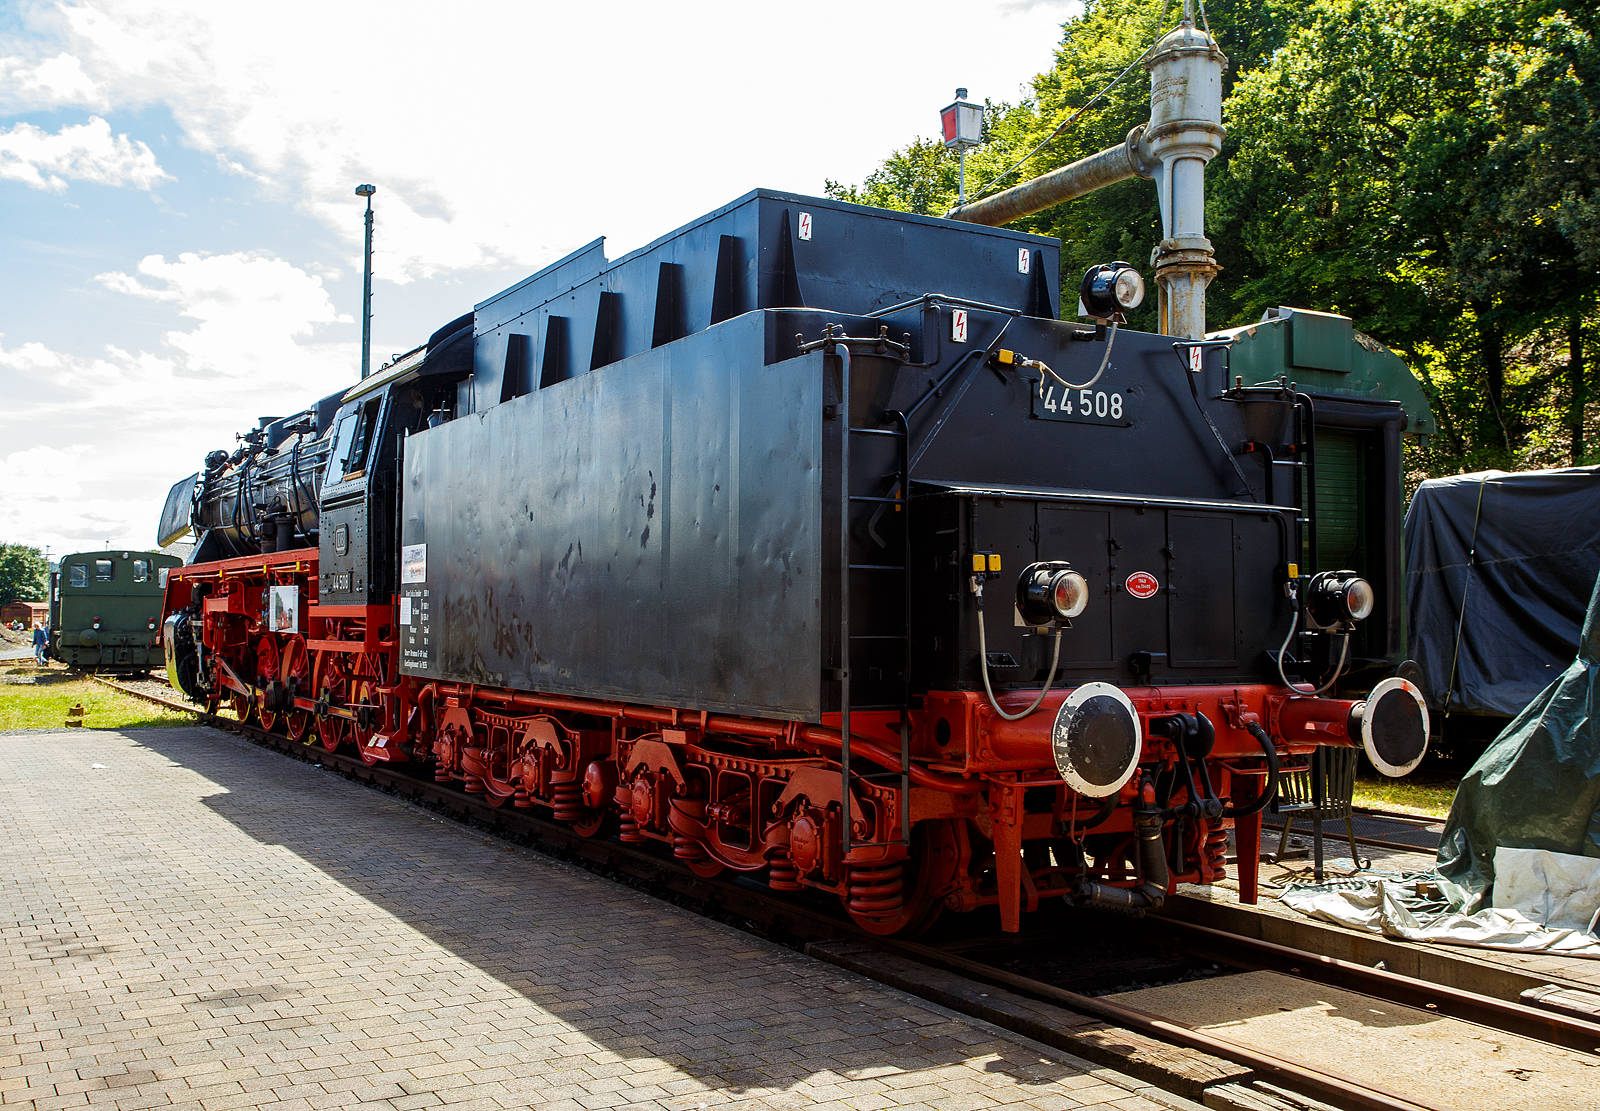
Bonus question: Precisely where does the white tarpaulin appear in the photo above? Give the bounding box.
[1492,847,1600,934]
[1280,848,1600,958]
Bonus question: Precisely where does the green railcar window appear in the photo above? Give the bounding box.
[326,398,382,483]
[70,564,87,587]
[95,559,113,582]
[133,559,151,582]
[1305,427,1376,657]
[1315,430,1365,572]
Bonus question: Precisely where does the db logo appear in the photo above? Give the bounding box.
[1125,571,1160,599]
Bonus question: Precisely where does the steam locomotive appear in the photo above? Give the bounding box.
[156,188,1433,935]
[158,22,1434,935]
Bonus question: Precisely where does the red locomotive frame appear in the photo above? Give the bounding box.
[166,543,1389,936]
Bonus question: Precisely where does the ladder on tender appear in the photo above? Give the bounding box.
[801,325,913,852]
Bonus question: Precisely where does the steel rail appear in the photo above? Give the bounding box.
[1156,917,1600,1052]
[880,935,1449,1111]
[1261,828,1439,855]
[1259,807,1443,856]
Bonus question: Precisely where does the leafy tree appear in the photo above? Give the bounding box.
[830,0,1598,477]
[829,0,1318,332]
[1217,0,1598,473]
[1451,6,1599,463]
[0,545,48,606]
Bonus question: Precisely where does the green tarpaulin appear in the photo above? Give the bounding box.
[1437,569,1600,903]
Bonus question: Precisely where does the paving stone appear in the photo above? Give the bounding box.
[1,728,1200,1111]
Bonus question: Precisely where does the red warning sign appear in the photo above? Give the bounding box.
[1125,571,1159,599]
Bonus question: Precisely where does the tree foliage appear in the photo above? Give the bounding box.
[829,0,1598,477]
[0,544,49,606]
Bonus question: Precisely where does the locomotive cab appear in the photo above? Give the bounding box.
[317,316,473,607]
[50,549,181,673]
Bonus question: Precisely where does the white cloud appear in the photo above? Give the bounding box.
[0,251,358,551]
[0,115,169,190]
[0,332,351,551]
[3,0,1080,283]
[0,0,1089,552]
[96,251,352,379]
[0,50,101,106]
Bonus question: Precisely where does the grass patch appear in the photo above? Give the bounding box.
[0,667,195,731]
[1353,772,1459,819]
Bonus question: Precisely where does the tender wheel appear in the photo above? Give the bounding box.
[571,807,617,839]
[684,856,725,879]
[841,821,955,938]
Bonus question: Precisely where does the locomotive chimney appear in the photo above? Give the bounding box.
[946,13,1226,340]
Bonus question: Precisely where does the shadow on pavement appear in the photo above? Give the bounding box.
[127,725,1088,1099]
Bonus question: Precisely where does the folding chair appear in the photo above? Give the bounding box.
[1270,745,1364,881]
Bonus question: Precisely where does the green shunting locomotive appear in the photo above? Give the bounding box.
[49,550,183,673]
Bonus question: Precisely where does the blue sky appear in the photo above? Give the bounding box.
[0,0,1079,557]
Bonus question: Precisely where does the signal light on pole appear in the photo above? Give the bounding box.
[940,88,983,207]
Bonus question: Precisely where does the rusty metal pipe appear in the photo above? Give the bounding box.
[797,727,979,793]
[947,130,1151,227]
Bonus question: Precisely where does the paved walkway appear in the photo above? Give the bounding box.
[1,727,1183,1111]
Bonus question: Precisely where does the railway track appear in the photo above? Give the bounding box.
[1261,808,1444,857]
[95,675,1600,1111]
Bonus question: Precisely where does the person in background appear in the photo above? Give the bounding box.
[32,622,48,665]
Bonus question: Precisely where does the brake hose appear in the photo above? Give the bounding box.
[1034,320,1119,394]
[1222,722,1282,818]
[974,579,1063,721]
[1274,601,1350,696]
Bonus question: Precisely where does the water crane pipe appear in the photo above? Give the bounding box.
[947,21,1228,340]
[945,127,1157,229]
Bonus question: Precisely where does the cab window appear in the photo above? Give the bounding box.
[70,564,88,587]
[95,559,114,582]
[327,412,357,479]
[133,559,151,583]
[330,398,382,481]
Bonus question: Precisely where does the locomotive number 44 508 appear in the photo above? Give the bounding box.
[1031,384,1131,427]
